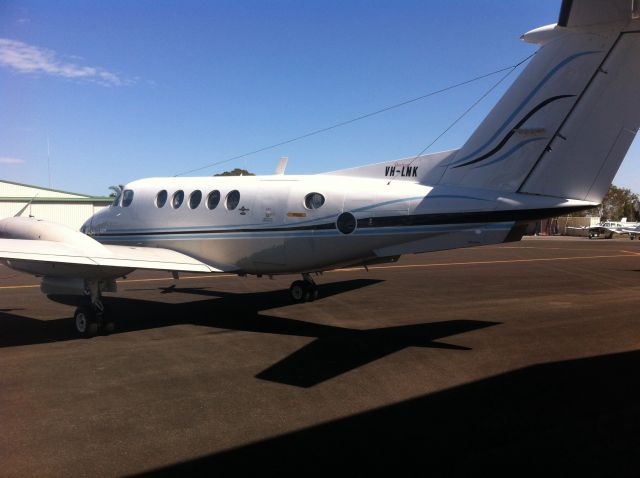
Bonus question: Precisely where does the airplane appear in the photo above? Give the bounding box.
[622,223,640,239]
[2,0,640,338]
[569,218,640,239]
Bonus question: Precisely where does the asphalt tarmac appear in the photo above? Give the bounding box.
[1,237,640,476]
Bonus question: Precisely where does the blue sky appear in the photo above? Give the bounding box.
[1,0,639,196]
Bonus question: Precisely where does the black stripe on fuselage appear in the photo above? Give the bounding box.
[91,205,591,238]
[452,95,575,169]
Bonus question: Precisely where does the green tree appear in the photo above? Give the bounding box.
[602,185,639,220]
[214,168,255,177]
[567,184,639,220]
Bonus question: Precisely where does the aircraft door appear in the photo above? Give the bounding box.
[284,184,344,271]
[250,181,288,268]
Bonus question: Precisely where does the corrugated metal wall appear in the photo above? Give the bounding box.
[0,181,110,230]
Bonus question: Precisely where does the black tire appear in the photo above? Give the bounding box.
[290,281,307,302]
[100,304,115,335]
[289,280,304,302]
[102,318,115,335]
[74,306,99,338]
[311,286,319,301]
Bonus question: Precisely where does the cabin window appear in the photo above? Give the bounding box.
[189,190,202,209]
[172,190,185,209]
[156,190,168,208]
[304,192,325,210]
[206,190,221,210]
[225,190,240,210]
[122,190,134,207]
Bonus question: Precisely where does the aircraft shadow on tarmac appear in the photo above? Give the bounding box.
[139,349,640,477]
[0,279,497,387]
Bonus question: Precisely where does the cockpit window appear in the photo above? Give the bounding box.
[189,190,202,209]
[111,190,122,207]
[304,192,325,210]
[225,190,240,210]
[122,190,134,207]
[206,190,221,210]
[156,190,168,208]
[172,190,185,209]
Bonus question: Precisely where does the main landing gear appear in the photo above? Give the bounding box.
[73,281,114,338]
[289,273,319,303]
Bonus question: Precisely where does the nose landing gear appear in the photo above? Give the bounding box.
[289,273,319,303]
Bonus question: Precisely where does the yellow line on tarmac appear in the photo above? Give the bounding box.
[0,253,637,290]
[334,253,638,272]
[0,273,236,290]
[0,283,40,290]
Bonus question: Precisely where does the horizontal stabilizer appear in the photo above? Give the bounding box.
[558,0,636,28]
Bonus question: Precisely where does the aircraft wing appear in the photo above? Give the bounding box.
[0,238,226,273]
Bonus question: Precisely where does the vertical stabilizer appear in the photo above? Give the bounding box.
[438,0,640,203]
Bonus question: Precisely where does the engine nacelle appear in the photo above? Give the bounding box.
[0,216,107,254]
[0,217,132,279]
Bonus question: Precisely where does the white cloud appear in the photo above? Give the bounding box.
[0,157,26,165]
[0,38,130,87]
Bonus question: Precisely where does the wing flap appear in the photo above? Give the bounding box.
[99,244,223,272]
[0,238,225,273]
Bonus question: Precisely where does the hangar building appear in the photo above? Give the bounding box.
[0,180,112,231]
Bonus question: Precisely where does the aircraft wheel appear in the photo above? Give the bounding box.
[74,306,99,338]
[290,280,311,302]
[99,304,115,335]
[310,286,319,301]
[102,320,115,335]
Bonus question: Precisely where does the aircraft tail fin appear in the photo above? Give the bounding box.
[438,0,640,203]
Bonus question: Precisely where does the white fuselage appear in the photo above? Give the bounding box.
[83,174,590,275]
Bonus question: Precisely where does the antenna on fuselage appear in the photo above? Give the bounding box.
[275,156,288,175]
[14,193,39,218]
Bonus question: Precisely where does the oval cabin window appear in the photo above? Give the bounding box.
[207,190,221,210]
[189,190,202,209]
[225,190,240,210]
[172,190,185,209]
[156,190,168,208]
[304,192,325,210]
